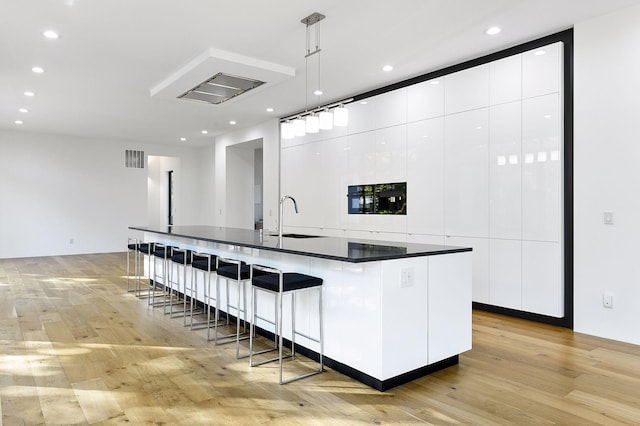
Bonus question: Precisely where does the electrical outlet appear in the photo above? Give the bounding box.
[604,211,614,225]
[400,267,414,288]
[69,238,74,245]
[603,292,613,309]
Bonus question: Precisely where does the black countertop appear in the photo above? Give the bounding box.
[129,225,472,263]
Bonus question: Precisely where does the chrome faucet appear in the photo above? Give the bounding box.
[279,195,298,239]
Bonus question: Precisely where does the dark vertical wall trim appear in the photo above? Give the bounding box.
[563,30,575,329]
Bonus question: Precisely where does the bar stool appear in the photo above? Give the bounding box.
[166,248,192,317]
[151,243,175,308]
[213,257,251,357]
[249,265,324,384]
[187,252,217,329]
[126,238,139,294]
[136,242,156,299]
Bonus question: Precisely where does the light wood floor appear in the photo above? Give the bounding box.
[1,253,640,425]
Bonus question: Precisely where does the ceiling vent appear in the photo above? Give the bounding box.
[178,72,265,105]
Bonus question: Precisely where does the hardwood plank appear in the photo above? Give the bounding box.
[2,252,640,425]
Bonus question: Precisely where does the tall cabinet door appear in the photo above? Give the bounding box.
[445,109,490,238]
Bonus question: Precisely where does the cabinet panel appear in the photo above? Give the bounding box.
[375,125,407,183]
[444,64,490,114]
[490,54,522,105]
[349,89,407,134]
[446,236,489,304]
[428,251,472,364]
[523,42,562,99]
[522,94,561,242]
[407,233,445,246]
[445,109,489,238]
[522,241,563,317]
[489,239,522,310]
[490,102,522,239]
[407,118,445,235]
[407,78,445,122]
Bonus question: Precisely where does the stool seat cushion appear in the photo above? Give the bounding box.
[127,243,138,250]
[252,272,323,293]
[153,246,175,258]
[171,250,192,264]
[138,243,154,254]
[192,256,217,271]
[216,263,250,280]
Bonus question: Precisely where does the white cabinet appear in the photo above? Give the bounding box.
[444,64,490,115]
[489,101,522,240]
[523,42,562,99]
[375,125,407,183]
[407,118,445,235]
[348,89,407,134]
[522,241,563,317]
[280,42,564,320]
[446,236,490,304]
[489,239,522,310]
[490,54,522,106]
[428,251,472,364]
[407,78,445,122]
[445,109,489,238]
[522,94,562,242]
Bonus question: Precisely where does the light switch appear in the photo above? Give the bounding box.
[604,211,613,225]
[603,292,613,309]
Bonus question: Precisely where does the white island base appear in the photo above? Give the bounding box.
[137,227,472,391]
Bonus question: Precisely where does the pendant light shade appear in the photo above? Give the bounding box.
[293,118,306,136]
[319,110,333,130]
[281,121,295,139]
[333,105,349,127]
[305,114,320,133]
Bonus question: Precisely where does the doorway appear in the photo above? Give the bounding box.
[147,155,180,227]
[225,139,263,229]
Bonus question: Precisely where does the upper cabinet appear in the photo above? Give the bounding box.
[490,55,522,106]
[348,89,407,134]
[407,78,445,122]
[523,42,562,99]
[444,64,490,115]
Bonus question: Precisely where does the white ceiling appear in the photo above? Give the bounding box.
[1,0,639,147]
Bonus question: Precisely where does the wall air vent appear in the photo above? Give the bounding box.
[178,72,265,105]
[125,150,145,168]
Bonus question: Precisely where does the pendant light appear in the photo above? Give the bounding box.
[319,109,333,130]
[333,105,349,127]
[281,121,295,139]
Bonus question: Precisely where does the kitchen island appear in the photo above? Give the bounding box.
[130,225,472,391]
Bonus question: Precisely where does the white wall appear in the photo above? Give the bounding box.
[574,4,640,345]
[214,119,279,230]
[0,130,201,258]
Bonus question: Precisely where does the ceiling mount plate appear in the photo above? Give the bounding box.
[301,12,325,26]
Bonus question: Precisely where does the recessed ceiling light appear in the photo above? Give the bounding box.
[313,89,323,96]
[24,91,35,97]
[180,137,186,141]
[266,107,274,112]
[19,108,29,113]
[544,114,552,119]
[534,50,546,56]
[229,120,237,125]
[382,65,394,72]
[32,66,45,74]
[430,80,440,85]
[43,30,59,39]
[14,120,23,125]
[485,26,501,36]
[360,101,368,105]
[201,130,208,134]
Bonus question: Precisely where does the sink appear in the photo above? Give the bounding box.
[268,233,324,239]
